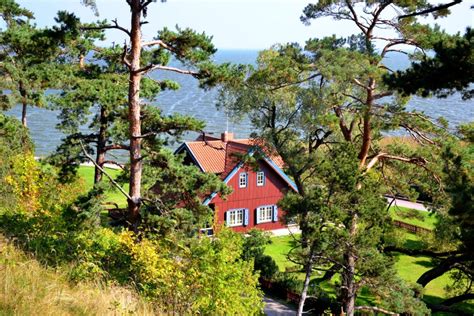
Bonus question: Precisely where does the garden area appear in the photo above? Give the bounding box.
[262,206,474,315]
[75,166,474,314]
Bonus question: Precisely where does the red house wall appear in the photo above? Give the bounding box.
[210,161,290,233]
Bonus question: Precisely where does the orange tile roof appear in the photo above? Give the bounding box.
[183,135,285,177]
[185,140,227,173]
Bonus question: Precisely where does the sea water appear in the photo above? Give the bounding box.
[4,50,473,157]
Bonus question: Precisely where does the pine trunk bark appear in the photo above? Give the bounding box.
[127,1,143,229]
[297,250,314,316]
[19,81,27,127]
[94,106,108,184]
[21,102,27,127]
[358,79,374,166]
[341,213,358,316]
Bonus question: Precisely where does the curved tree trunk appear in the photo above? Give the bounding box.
[442,293,474,306]
[417,254,471,287]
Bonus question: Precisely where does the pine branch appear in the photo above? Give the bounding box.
[104,144,130,151]
[441,293,474,306]
[79,141,132,201]
[353,78,370,90]
[135,64,200,76]
[122,42,131,69]
[365,152,428,173]
[82,19,131,37]
[269,73,321,91]
[102,160,125,170]
[141,39,173,50]
[398,0,462,20]
[384,246,460,257]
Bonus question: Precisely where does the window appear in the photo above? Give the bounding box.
[256,171,265,186]
[239,172,247,188]
[226,208,245,226]
[257,205,273,223]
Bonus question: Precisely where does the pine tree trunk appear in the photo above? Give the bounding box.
[19,81,27,127]
[94,106,107,184]
[21,102,27,127]
[358,79,374,166]
[297,252,314,316]
[127,0,143,229]
[341,213,358,316]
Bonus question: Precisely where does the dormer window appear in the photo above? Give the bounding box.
[256,171,265,186]
[239,172,247,188]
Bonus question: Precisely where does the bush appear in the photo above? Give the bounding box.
[272,272,303,294]
[255,254,279,280]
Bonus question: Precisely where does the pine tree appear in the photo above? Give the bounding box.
[79,0,236,228]
[219,1,464,314]
[0,2,81,127]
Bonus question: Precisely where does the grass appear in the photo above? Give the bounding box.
[263,235,299,272]
[264,229,474,314]
[0,236,156,316]
[389,205,438,230]
[77,166,128,207]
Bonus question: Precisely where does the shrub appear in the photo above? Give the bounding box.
[255,254,279,279]
[272,272,303,294]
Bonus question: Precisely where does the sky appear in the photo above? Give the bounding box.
[17,0,474,50]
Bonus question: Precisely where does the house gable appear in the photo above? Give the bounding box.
[203,147,297,205]
[210,159,291,232]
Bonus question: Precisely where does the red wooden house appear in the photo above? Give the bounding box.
[175,132,298,233]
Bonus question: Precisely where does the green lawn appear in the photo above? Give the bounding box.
[77,165,128,207]
[264,231,473,314]
[389,205,438,230]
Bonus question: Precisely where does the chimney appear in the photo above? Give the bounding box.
[221,131,234,142]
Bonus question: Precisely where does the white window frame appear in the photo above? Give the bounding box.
[257,205,273,223]
[256,171,265,186]
[239,172,247,188]
[227,208,244,227]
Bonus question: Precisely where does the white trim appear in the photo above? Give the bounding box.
[227,208,244,227]
[238,172,247,188]
[256,205,274,224]
[256,171,265,186]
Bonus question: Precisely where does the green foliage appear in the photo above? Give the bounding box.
[240,229,278,279]
[0,207,263,314]
[272,271,304,293]
[0,114,32,212]
[141,148,230,236]
[385,28,474,100]
[255,254,279,280]
[241,228,272,261]
[0,2,90,126]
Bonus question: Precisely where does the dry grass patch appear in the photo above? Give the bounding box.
[0,237,156,316]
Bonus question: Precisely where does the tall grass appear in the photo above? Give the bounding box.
[0,237,156,316]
